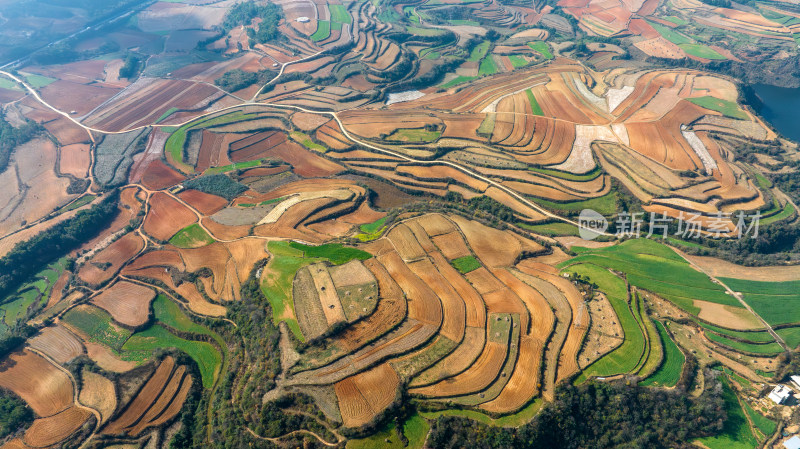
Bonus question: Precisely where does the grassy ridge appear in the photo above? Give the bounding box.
[567,264,646,381]
[123,325,221,389]
[688,96,748,120]
[527,41,553,59]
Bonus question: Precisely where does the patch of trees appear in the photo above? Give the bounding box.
[0,325,36,361]
[0,388,34,439]
[0,190,119,302]
[699,0,732,7]
[427,382,725,449]
[393,56,465,91]
[214,68,276,93]
[183,174,247,200]
[0,112,44,173]
[222,2,282,44]
[118,53,143,80]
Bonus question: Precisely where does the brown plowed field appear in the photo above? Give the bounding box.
[85,342,137,373]
[387,224,427,261]
[142,192,197,241]
[139,160,186,191]
[178,189,228,215]
[452,215,544,268]
[335,363,399,427]
[104,357,175,435]
[59,144,91,177]
[410,327,486,387]
[79,371,117,424]
[431,231,471,260]
[23,406,92,448]
[91,281,156,328]
[0,349,73,417]
[430,252,486,328]
[129,365,187,436]
[378,251,442,326]
[28,325,84,364]
[481,336,543,413]
[408,258,466,341]
[264,140,344,177]
[79,233,144,285]
[410,340,507,398]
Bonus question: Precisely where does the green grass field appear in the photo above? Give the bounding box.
[519,222,580,237]
[687,96,748,120]
[776,327,800,349]
[525,89,544,115]
[329,4,351,23]
[406,26,445,37]
[440,75,477,88]
[641,321,684,387]
[761,202,795,226]
[347,413,429,449]
[508,55,529,68]
[288,241,372,265]
[290,131,327,153]
[123,325,221,389]
[534,191,618,216]
[262,241,315,339]
[663,15,688,25]
[356,216,388,242]
[648,21,693,44]
[22,73,56,88]
[2,289,39,326]
[561,239,740,315]
[695,376,757,449]
[420,399,542,427]
[62,306,132,351]
[451,255,481,274]
[704,331,783,355]
[720,277,800,326]
[386,128,441,143]
[742,400,777,439]
[169,223,215,248]
[152,294,224,347]
[156,107,179,123]
[530,165,603,181]
[311,20,331,42]
[165,111,259,172]
[699,323,773,343]
[204,158,264,175]
[479,56,499,76]
[679,43,726,60]
[469,41,490,62]
[568,264,646,381]
[59,194,97,213]
[527,41,553,59]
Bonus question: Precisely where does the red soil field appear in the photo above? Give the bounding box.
[91,281,156,328]
[78,232,144,285]
[142,192,198,241]
[39,80,120,116]
[264,140,344,177]
[178,189,228,215]
[140,159,186,190]
[0,349,73,417]
[44,118,90,146]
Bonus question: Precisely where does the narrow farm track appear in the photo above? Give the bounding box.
[245,426,339,447]
[26,347,103,449]
[671,246,789,351]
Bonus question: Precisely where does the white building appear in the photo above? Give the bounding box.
[784,435,800,449]
[769,384,793,405]
[790,375,800,391]
[296,17,310,23]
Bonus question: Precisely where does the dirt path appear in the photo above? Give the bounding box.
[26,347,103,449]
[245,426,339,447]
[671,246,788,351]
